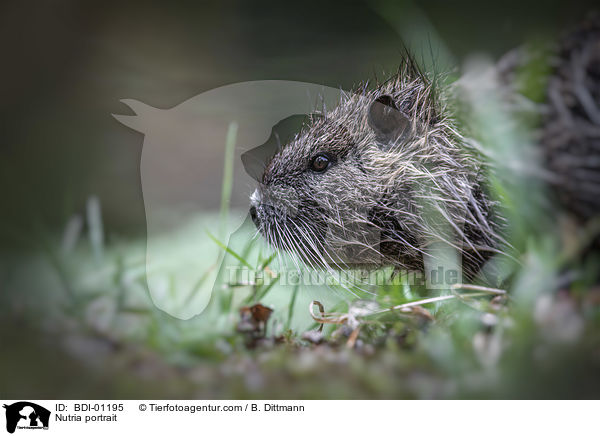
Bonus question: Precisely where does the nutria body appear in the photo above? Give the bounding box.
[249,20,600,280]
[542,16,600,220]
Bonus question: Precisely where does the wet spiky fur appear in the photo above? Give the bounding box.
[250,61,505,279]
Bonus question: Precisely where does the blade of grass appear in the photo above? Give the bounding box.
[254,275,280,302]
[219,122,238,240]
[285,284,299,330]
[87,196,104,260]
[207,232,253,269]
[181,264,215,309]
[259,252,277,271]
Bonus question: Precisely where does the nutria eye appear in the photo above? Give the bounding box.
[310,153,332,172]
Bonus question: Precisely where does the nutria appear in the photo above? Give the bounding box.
[248,18,600,282]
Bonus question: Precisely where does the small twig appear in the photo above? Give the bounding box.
[347,326,361,348]
[374,294,457,315]
[450,283,507,295]
[309,300,347,331]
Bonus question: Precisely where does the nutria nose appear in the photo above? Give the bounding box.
[249,205,259,228]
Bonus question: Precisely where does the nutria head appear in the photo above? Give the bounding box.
[249,69,502,277]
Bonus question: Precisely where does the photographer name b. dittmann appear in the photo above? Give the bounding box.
[263,404,304,412]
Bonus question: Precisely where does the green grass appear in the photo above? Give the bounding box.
[3,171,598,398]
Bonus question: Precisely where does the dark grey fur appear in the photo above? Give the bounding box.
[249,61,505,279]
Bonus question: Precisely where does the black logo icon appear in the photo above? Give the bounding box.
[3,402,50,434]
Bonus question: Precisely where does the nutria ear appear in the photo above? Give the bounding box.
[368,95,411,148]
